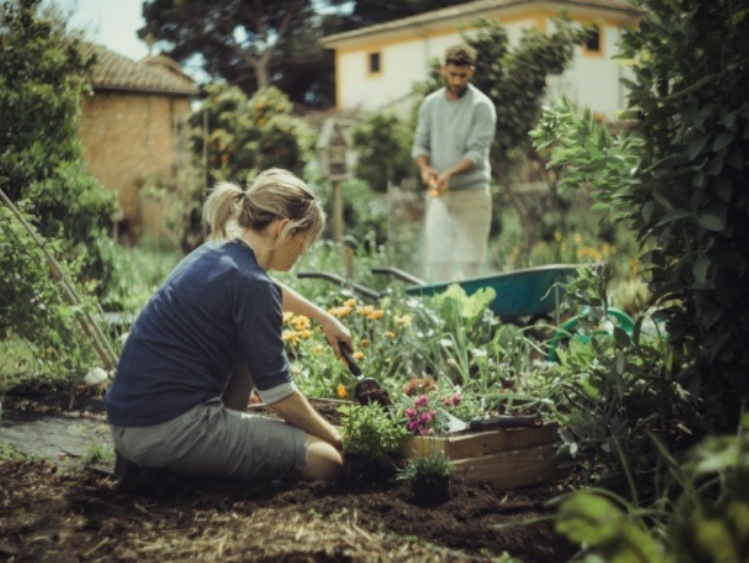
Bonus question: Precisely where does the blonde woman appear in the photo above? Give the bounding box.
[106,168,349,487]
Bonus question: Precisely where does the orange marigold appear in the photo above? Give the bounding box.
[367,309,385,320]
[337,384,348,399]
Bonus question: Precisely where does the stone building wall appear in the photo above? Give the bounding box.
[79,91,192,241]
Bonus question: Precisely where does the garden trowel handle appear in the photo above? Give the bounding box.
[338,341,362,379]
[468,415,543,431]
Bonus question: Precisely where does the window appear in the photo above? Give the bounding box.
[584,28,601,54]
[368,52,381,74]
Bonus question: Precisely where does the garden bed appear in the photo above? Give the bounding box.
[401,423,560,489]
[0,390,578,561]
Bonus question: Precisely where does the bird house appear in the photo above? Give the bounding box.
[316,118,350,181]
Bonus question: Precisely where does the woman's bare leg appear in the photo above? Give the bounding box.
[302,435,343,481]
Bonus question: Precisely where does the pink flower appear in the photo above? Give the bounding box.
[405,407,417,418]
[407,420,420,432]
[415,395,429,407]
[419,412,433,424]
[452,393,461,405]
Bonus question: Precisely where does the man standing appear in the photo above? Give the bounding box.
[412,43,497,282]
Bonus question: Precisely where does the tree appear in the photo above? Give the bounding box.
[0,0,116,282]
[140,1,475,107]
[140,0,334,106]
[0,0,118,375]
[324,0,476,32]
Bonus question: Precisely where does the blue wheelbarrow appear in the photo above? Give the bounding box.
[298,263,584,325]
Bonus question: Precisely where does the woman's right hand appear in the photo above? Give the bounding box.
[318,314,352,359]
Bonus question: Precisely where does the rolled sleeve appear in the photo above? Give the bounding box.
[256,380,298,405]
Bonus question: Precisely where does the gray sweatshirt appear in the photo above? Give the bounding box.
[411,83,497,191]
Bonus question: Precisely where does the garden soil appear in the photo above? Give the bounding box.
[0,389,578,562]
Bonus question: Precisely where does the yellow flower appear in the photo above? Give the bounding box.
[574,233,582,245]
[337,384,348,399]
[356,305,375,316]
[360,338,371,347]
[282,311,294,323]
[344,298,357,308]
[367,309,385,320]
[554,231,562,242]
[282,330,298,344]
[395,314,412,327]
[384,331,396,339]
[292,315,311,330]
[297,329,313,340]
[353,351,364,361]
[313,344,325,354]
[328,306,353,318]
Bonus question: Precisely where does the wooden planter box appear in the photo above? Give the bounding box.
[400,423,559,489]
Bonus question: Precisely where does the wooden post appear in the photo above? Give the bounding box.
[332,179,343,243]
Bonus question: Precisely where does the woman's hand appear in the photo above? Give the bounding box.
[318,313,351,359]
[278,282,352,358]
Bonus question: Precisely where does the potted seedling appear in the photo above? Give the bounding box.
[398,449,454,503]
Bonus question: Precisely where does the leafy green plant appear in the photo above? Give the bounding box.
[397,450,454,482]
[555,414,749,562]
[618,0,749,432]
[338,403,407,463]
[85,444,115,465]
[549,266,694,490]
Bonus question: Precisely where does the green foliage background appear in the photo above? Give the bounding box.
[0,0,119,381]
[619,0,749,431]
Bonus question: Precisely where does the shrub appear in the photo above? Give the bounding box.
[350,112,414,193]
[619,0,749,431]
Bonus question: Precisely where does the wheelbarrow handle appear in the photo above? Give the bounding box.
[296,271,381,300]
[370,266,425,286]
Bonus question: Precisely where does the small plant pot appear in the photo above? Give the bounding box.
[411,475,451,503]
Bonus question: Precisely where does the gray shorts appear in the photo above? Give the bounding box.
[110,399,307,481]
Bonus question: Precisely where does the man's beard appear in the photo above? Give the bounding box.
[447,84,468,98]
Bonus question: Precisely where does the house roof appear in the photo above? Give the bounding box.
[320,0,641,47]
[82,43,198,96]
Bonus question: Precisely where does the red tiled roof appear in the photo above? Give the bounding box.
[82,43,198,96]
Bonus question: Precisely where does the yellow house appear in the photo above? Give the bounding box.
[78,44,198,241]
[320,0,641,118]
